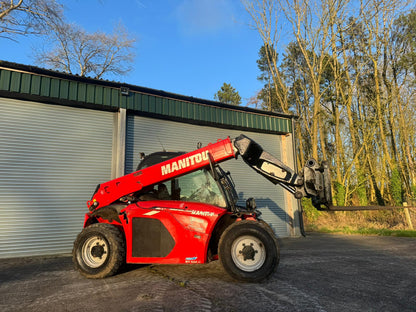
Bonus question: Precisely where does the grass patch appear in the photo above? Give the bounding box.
[302,199,416,237]
[308,226,416,237]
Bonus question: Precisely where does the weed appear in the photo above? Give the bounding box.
[303,203,416,237]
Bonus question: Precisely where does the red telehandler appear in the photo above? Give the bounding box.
[73,134,331,282]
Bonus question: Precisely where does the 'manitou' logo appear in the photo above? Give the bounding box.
[161,151,209,175]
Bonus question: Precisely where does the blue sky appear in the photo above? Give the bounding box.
[0,0,266,106]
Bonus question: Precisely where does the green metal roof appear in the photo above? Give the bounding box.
[0,61,294,134]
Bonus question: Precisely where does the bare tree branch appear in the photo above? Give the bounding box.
[35,20,136,79]
[0,0,63,40]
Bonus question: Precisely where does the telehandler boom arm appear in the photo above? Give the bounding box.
[233,135,332,209]
[87,134,332,212]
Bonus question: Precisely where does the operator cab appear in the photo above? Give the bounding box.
[136,151,186,171]
[135,151,241,212]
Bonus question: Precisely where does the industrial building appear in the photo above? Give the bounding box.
[0,61,301,258]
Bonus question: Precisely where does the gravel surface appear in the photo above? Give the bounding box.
[1,233,415,312]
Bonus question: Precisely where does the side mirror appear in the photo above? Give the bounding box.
[246,197,257,211]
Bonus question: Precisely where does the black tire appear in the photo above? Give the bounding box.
[72,223,125,279]
[219,220,279,282]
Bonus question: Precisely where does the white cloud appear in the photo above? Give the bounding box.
[174,0,236,35]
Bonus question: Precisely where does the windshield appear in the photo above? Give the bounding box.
[137,168,227,208]
[178,169,227,207]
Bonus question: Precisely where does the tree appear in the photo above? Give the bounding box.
[214,83,242,105]
[256,44,285,112]
[0,0,62,40]
[241,0,289,113]
[34,21,136,79]
[244,0,415,207]
[390,10,416,197]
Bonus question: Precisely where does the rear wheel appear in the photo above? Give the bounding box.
[73,223,125,278]
[219,220,279,282]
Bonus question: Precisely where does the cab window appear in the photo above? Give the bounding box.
[138,169,226,208]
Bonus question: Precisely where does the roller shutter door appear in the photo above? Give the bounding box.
[0,98,113,258]
[125,115,289,237]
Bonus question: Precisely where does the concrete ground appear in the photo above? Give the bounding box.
[1,233,415,312]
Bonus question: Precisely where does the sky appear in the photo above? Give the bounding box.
[0,0,266,106]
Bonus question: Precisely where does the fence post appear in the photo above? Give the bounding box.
[403,202,414,230]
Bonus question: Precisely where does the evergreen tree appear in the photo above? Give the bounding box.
[256,44,283,112]
[214,83,241,105]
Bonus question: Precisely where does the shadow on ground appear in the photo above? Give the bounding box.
[1,233,415,312]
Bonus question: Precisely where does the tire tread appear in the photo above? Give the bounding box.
[218,220,279,282]
[73,223,125,279]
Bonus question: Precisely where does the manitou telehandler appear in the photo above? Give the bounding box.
[73,134,331,282]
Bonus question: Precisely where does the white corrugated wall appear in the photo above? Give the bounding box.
[125,115,291,237]
[0,98,114,258]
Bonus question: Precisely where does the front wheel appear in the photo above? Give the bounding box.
[73,223,125,278]
[219,220,279,282]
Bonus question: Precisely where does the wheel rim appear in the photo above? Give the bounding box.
[81,236,109,268]
[231,235,266,272]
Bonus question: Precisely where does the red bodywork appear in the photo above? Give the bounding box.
[120,201,227,264]
[87,137,235,211]
[83,137,253,265]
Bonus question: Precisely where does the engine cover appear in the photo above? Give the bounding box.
[120,200,227,264]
